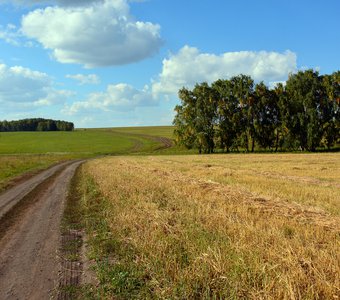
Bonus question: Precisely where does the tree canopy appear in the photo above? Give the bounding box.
[173,70,339,153]
[0,118,74,132]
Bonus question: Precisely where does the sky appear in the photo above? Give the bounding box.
[0,0,339,128]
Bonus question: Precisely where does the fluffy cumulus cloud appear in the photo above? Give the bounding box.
[66,73,100,85]
[152,46,297,94]
[0,63,73,110]
[21,0,162,68]
[63,83,156,114]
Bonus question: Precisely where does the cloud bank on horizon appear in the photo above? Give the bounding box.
[63,46,297,115]
[0,0,326,127]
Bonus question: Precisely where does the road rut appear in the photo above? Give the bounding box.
[0,160,83,300]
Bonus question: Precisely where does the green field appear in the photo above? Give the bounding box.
[110,126,175,139]
[0,126,175,192]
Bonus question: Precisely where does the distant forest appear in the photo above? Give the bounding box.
[0,118,74,132]
[174,70,339,153]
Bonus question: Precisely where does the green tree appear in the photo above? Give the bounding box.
[321,71,340,149]
[254,82,280,150]
[174,83,217,154]
[173,88,197,149]
[191,83,217,153]
[212,78,244,152]
[230,75,255,152]
[173,70,339,153]
[285,70,326,151]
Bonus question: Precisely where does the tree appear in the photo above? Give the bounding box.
[192,82,217,153]
[285,70,326,151]
[254,82,280,150]
[173,88,197,149]
[213,79,239,152]
[230,75,255,152]
[173,83,217,154]
[0,118,74,132]
[173,70,339,153]
[272,83,290,151]
[321,71,340,149]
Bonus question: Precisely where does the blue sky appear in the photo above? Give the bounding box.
[0,0,339,128]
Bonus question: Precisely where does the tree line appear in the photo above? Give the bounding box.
[173,70,339,153]
[0,118,74,132]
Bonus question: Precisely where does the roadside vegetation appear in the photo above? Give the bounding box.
[0,154,76,193]
[74,153,340,299]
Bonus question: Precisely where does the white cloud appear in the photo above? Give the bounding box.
[152,46,297,94]
[0,0,102,6]
[66,73,100,85]
[63,83,156,115]
[0,23,38,47]
[0,63,73,110]
[62,45,298,118]
[0,24,21,46]
[21,0,162,68]
[55,0,102,6]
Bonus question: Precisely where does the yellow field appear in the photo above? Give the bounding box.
[79,153,340,299]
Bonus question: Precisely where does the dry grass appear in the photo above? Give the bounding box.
[80,153,340,299]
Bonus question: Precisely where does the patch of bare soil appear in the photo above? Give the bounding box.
[0,160,83,300]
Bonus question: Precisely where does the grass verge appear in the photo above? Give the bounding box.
[59,166,97,299]
[0,154,80,193]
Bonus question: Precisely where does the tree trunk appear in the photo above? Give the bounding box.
[275,129,279,152]
[251,134,255,152]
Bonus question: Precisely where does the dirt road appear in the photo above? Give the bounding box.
[0,160,83,300]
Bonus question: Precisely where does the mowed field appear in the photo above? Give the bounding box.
[75,153,340,299]
[0,126,174,192]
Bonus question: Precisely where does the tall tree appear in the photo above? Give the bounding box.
[273,83,288,151]
[212,79,240,152]
[254,82,280,150]
[230,75,255,152]
[192,82,217,153]
[173,88,197,149]
[174,83,217,153]
[321,71,340,149]
[285,70,326,151]
[173,70,339,153]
